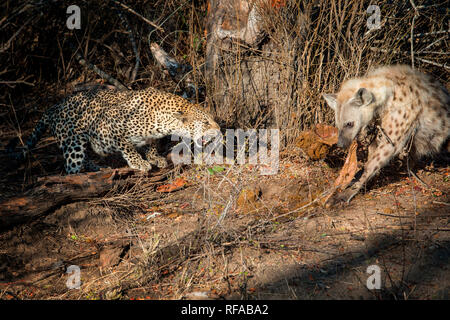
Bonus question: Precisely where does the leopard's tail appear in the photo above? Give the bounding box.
[6,111,50,160]
[25,112,50,150]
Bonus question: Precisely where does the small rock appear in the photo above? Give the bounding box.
[99,246,124,268]
[183,291,219,300]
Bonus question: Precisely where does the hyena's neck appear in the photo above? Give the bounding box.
[363,77,394,107]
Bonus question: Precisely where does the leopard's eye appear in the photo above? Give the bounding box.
[345,122,354,128]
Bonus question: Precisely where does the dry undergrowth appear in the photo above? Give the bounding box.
[0,0,449,300]
[1,1,448,149]
[3,152,439,300]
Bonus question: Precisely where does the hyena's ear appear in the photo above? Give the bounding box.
[354,88,374,106]
[323,94,337,111]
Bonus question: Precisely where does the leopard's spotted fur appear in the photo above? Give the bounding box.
[25,87,220,173]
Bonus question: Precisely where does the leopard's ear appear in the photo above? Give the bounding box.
[173,110,190,123]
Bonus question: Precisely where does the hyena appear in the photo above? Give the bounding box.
[323,65,450,204]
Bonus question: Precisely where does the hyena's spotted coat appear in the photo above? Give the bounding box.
[323,65,450,204]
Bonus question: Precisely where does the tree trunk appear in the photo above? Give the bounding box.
[205,0,305,142]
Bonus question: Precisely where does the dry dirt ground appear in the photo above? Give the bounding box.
[0,129,449,300]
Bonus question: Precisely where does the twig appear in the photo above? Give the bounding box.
[147,0,189,41]
[265,194,323,223]
[416,3,448,9]
[433,201,450,207]
[150,42,199,99]
[420,36,447,52]
[0,80,34,87]
[377,212,415,218]
[415,57,450,70]
[418,51,450,55]
[0,2,37,30]
[395,29,450,42]
[70,43,128,91]
[213,194,234,230]
[409,0,419,69]
[115,7,140,82]
[111,0,164,32]
[377,211,450,218]
[72,83,117,92]
[370,47,450,70]
[0,17,33,53]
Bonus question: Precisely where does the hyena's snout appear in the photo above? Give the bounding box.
[336,133,352,149]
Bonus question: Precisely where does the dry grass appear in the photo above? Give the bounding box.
[206,0,448,147]
[24,158,445,300]
[1,1,448,149]
[0,0,449,300]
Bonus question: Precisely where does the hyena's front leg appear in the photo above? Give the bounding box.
[332,140,396,204]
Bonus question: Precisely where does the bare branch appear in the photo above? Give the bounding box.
[409,0,419,69]
[111,0,164,32]
[116,9,140,82]
[70,43,128,91]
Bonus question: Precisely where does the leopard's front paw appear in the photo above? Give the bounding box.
[149,156,168,169]
[129,159,152,172]
[82,159,105,172]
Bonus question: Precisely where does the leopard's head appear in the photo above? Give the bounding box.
[173,107,221,147]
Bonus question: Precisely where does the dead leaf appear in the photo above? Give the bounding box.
[314,123,339,146]
[295,124,338,160]
[156,177,187,193]
[236,187,262,214]
[271,0,286,9]
[99,246,125,268]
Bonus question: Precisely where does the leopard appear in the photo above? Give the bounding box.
[20,87,221,174]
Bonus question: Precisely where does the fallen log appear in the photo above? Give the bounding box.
[0,168,168,230]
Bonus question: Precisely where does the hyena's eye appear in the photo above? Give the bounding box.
[345,122,354,128]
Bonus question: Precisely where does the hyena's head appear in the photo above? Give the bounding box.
[323,87,377,149]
